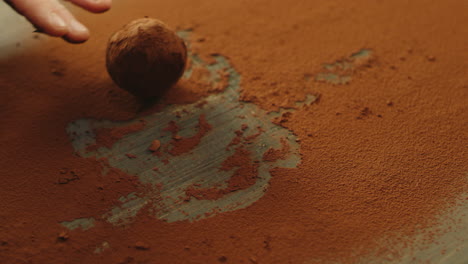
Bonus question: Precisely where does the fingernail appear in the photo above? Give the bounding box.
[69,19,89,34]
[49,12,67,29]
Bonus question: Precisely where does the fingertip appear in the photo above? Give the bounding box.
[63,20,90,43]
[43,12,69,37]
[93,0,112,13]
[69,0,112,13]
[63,35,89,44]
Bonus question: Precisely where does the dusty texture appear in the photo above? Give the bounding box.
[106,18,187,97]
[185,147,260,201]
[86,120,146,151]
[0,0,467,264]
[166,115,213,156]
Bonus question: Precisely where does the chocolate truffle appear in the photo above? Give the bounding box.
[106,18,187,97]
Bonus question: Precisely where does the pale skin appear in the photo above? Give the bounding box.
[5,0,112,43]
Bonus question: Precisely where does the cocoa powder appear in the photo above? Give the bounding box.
[167,114,212,156]
[87,120,146,151]
[0,0,467,264]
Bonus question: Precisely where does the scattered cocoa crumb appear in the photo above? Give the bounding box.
[148,140,161,152]
[134,241,150,250]
[57,171,80,185]
[125,154,137,159]
[51,69,64,77]
[57,178,68,184]
[357,107,373,119]
[57,231,69,241]
[249,257,258,263]
[426,55,436,62]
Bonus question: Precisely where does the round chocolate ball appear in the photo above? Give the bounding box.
[106,18,187,98]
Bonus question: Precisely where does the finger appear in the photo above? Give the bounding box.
[66,0,111,13]
[7,0,68,37]
[52,4,90,43]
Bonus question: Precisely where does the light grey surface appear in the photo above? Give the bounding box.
[0,2,39,58]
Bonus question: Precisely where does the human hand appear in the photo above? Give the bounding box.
[4,0,111,43]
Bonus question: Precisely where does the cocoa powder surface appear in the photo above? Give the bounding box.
[0,0,467,264]
[87,120,146,151]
